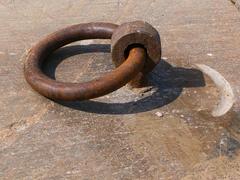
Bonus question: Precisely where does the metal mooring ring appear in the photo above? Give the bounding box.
[24,22,146,101]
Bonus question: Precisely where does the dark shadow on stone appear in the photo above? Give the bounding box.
[42,44,206,114]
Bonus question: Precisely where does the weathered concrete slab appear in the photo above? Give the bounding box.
[0,0,240,179]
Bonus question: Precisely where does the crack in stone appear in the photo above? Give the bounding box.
[0,103,52,149]
[229,0,240,11]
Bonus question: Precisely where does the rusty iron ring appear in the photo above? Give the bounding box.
[24,23,146,101]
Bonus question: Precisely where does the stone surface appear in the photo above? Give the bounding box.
[236,0,240,11]
[0,0,240,179]
[230,0,240,11]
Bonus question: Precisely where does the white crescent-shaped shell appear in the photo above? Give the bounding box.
[195,64,235,117]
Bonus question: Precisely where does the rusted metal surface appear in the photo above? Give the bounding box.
[111,21,161,87]
[24,23,147,101]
